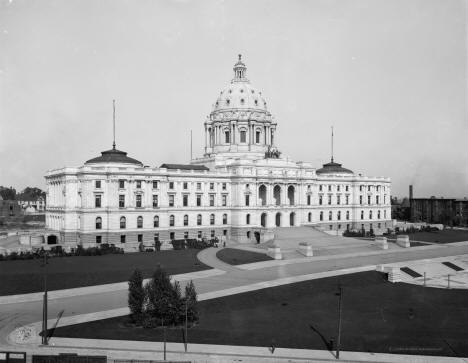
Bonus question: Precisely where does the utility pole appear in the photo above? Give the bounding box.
[42,252,48,345]
[185,298,188,352]
[336,285,343,359]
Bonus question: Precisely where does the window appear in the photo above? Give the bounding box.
[96,235,102,244]
[308,212,312,222]
[169,181,174,189]
[95,217,102,229]
[240,130,246,143]
[360,211,364,220]
[169,194,175,207]
[138,234,143,243]
[359,196,363,205]
[337,195,341,205]
[196,194,202,207]
[225,131,230,143]
[319,185,323,192]
[359,185,363,192]
[245,194,250,206]
[337,185,340,192]
[378,210,381,219]
[222,194,227,206]
[320,211,323,221]
[95,180,101,189]
[328,195,332,205]
[307,195,311,205]
[153,195,158,208]
[183,182,188,190]
[346,211,350,220]
[319,196,323,205]
[246,214,251,224]
[154,233,159,242]
[196,182,201,190]
[211,230,215,238]
[152,180,159,189]
[136,180,142,189]
[120,216,126,229]
[119,179,125,189]
[329,225,333,230]
[169,215,175,226]
[197,231,202,239]
[210,214,215,225]
[154,215,159,228]
[384,210,387,219]
[256,131,260,143]
[119,195,125,208]
[337,211,341,220]
[345,186,349,192]
[210,183,214,190]
[223,214,228,224]
[368,185,371,192]
[368,195,371,205]
[378,223,381,229]
[170,232,175,240]
[197,214,202,226]
[184,215,188,226]
[222,183,227,190]
[329,211,332,221]
[209,194,215,207]
[369,211,373,220]
[184,231,189,239]
[136,194,142,208]
[137,216,143,228]
[183,194,188,207]
[376,196,379,205]
[346,195,349,205]
[328,185,332,192]
[120,235,126,243]
[95,195,101,208]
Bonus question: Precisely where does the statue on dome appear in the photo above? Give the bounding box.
[265,145,281,159]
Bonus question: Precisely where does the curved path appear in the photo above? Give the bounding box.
[2,242,468,362]
[196,247,241,272]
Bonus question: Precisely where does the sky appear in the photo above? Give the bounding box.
[0,0,466,198]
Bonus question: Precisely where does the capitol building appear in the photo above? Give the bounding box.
[45,56,392,250]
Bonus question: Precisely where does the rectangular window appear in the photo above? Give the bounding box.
[211,230,215,238]
[95,180,101,189]
[198,231,202,238]
[183,194,188,207]
[245,194,250,206]
[209,194,215,207]
[328,195,332,205]
[210,183,214,190]
[222,194,227,206]
[337,195,341,205]
[307,195,311,205]
[376,196,379,205]
[328,185,332,192]
[169,194,175,207]
[136,180,142,189]
[197,182,201,190]
[346,195,349,205]
[256,131,260,143]
[119,179,125,189]
[169,181,174,190]
[368,195,371,205]
[359,196,363,205]
[222,183,227,190]
[196,194,202,207]
[170,232,175,240]
[96,235,102,244]
[368,185,371,192]
[154,233,159,242]
[95,195,101,208]
[184,231,189,239]
[345,185,349,192]
[152,195,158,208]
[136,194,142,208]
[138,234,143,242]
[119,195,125,208]
[152,180,159,189]
[120,235,126,243]
[359,185,363,192]
[240,130,246,143]
[337,185,340,192]
[319,185,323,192]
[183,182,188,190]
[319,196,323,205]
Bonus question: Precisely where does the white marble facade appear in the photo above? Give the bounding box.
[45,56,391,250]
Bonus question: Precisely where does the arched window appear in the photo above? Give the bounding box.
[346,211,350,220]
[120,216,126,229]
[154,215,159,228]
[95,217,102,230]
[329,211,333,221]
[320,211,323,221]
[240,130,246,143]
[169,215,175,227]
[256,130,261,143]
[246,214,251,225]
[384,210,387,219]
[210,214,215,225]
[337,211,341,220]
[225,131,230,143]
[258,185,267,206]
[137,216,143,228]
[184,214,189,226]
[287,185,295,205]
[308,212,312,222]
[197,214,202,226]
[369,211,373,220]
[223,213,228,225]
[361,211,364,220]
[273,185,281,206]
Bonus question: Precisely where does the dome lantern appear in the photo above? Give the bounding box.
[232,54,248,82]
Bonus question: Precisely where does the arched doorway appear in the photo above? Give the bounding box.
[290,212,295,226]
[47,235,57,245]
[273,185,281,206]
[254,231,260,244]
[261,213,267,227]
[258,185,267,206]
[287,185,295,205]
[275,212,281,227]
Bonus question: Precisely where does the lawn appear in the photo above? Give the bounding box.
[0,250,210,296]
[51,271,468,357]
[403,229,468,244]
[216,248,273,265]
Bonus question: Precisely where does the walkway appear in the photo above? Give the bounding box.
[196,247,241,272]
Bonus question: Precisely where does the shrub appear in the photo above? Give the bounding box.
[128,269,145,322]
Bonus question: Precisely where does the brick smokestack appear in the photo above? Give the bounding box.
[409,185,414,221]
[409,185,413,200]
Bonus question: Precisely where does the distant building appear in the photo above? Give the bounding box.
[0,196,23,220]
[17,196,46,213]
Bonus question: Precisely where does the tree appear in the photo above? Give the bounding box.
[128,269,145,322]
[17,187,46,201]
[185,280,199,325]
[145,265,178,324]
[0,186,16,200]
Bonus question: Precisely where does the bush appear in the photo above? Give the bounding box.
[171,239,186,250]
[128,269,145,323]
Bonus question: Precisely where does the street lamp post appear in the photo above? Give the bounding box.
[41,252,48,345]
[336,285,343,359]
[184,298,188,352]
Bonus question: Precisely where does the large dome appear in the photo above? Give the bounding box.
[211,55,270,115]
